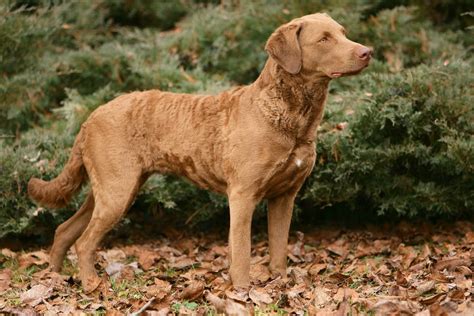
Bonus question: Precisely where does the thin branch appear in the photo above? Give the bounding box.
[130,297,155,316]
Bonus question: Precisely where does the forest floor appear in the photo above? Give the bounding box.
[1,220,473,315]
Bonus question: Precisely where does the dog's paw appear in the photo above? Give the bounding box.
[82,275,102,294]
[269,266,288,279]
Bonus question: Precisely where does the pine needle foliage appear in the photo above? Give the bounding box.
[0,0,472,238]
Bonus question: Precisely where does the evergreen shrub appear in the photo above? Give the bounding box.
[306,60,473,217]
[0,0,472,238]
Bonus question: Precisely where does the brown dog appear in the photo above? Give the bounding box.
[28,13,372,293]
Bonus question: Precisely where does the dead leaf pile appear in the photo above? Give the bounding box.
[0,220,473,314]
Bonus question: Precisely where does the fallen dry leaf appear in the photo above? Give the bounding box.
[287,283,307,299]
[180,280,205,300]
[249,264,271,284]
[456,265,472,277]
[105,262,125,278]
[1,248,17,258]
[290,231,306,259]
[327,238,349,257]
[418,244,432,262]
[18,250,49,268]
[313,287,331,307]
[116,264,137,282]
[396,270,408,286]
[1,220,472,314]
[334,287,359,303]
[105,261,140,281]
[327,272,351,285]
[225,287,250,303]
[249,287,272,306]
[435,258,471,271]
[371,300,401,315]
[43,303,76,315]
[147,278,171,301]
[465,231,474,244]
[206,291,226,313]
[0,268,12,292]
[145,308,169,316]
[138,250,161,271]
[101,248,126,263]
[448,288,465,302]
[420,293,446,305]
[289,266,309,284]
[416,280,435,295]
[456,300,474,315]
[400,245,418,269]
[20,284,53,307]
[0,307,37,315]
[225,299,249,316]
[308,263,326,276]
[373,239,392,254]
[169,257,197,270]
[158,245,182,257]
[334,296,351,316]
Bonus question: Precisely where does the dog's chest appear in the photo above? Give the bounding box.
[263,143,316,198]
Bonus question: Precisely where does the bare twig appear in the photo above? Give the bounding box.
[130,298,155,316]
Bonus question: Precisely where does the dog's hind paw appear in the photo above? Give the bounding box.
[82,275,102,294]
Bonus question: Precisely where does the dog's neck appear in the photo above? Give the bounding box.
[253,58,331,144]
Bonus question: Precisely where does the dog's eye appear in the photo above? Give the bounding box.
[318,36,328,43]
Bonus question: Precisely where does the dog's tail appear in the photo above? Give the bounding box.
[28,130,87,208]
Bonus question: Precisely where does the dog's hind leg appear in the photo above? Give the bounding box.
[74,168,143,293]
[49,192,94,272]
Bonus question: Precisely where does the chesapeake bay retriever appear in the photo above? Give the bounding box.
[28,13,372,293]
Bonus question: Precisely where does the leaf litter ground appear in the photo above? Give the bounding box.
[1,220,473,315]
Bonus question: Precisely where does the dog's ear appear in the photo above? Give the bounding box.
[265,23,302,74]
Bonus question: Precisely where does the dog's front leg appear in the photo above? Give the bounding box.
[267,191,297,278]
[228,192,257,288]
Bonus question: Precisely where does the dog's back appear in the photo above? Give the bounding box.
[84,88,251,192]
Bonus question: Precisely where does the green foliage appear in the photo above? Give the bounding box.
[0,0,472,238]
[306,60,473,216]
[0,2,60,75]
[358,7,465,70]
[0,129,80,238]
[171,2,283,83]
[105,0,189,30]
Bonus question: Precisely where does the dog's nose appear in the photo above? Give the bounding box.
[356,46,373,61]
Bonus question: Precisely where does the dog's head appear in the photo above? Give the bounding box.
[265,13,372,78]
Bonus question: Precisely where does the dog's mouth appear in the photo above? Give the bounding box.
[329,63,369,78]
